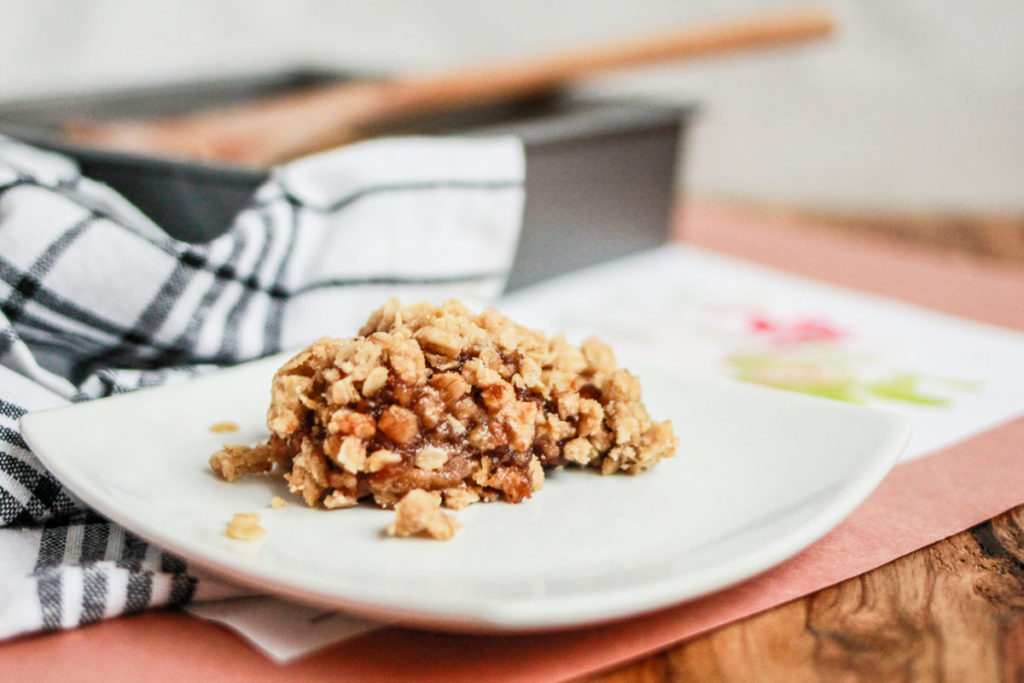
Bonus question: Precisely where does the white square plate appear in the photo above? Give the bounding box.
[21,353,909,631]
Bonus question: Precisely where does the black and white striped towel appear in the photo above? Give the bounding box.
[0,134,524,639]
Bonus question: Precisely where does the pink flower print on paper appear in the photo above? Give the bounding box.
[747,314,844,347]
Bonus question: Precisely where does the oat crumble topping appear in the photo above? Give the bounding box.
[210,299,677,539]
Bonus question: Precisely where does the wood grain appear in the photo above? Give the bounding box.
[746,205,1024,265]
[590,505,1024,681]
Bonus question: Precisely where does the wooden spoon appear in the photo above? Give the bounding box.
[66,7,834,166]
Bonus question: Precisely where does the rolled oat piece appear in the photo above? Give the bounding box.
[225,512,265,541]
[212,299,677,510]
[386,489,461,541]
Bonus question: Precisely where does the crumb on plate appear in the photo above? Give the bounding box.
[226,512,265,541]
[386,489,461,541]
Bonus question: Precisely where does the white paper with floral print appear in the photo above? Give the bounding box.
[498,244,1024,462]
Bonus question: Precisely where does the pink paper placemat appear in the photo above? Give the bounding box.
[5,204,1024,682]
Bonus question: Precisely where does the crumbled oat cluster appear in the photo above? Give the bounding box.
[386,489,461,540]
[210,299,677,531]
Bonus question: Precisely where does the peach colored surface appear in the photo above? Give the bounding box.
[5,204,1024,682]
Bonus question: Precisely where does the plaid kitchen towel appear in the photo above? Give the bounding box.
[0,134,524,639]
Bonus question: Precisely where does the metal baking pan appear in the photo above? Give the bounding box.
[0,70,693,290]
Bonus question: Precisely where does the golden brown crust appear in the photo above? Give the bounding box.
[210,299,677,516]
[209,441,288,482]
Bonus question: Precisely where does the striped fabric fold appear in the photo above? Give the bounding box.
[0,134,525,640]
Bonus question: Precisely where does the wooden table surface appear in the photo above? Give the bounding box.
[591,204,1024,682]
[593,507,1024,681]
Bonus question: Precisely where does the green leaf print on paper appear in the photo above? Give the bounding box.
[868,374,950,406]
[727,352,865,402]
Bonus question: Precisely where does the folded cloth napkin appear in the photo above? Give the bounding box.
[0,134,524,639]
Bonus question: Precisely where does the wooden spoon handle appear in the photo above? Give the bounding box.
[68,7,834,165]
[380,7,835,114]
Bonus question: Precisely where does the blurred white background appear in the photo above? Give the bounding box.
[1,0,1021,212]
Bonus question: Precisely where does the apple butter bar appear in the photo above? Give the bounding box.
[210,300,677,513]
